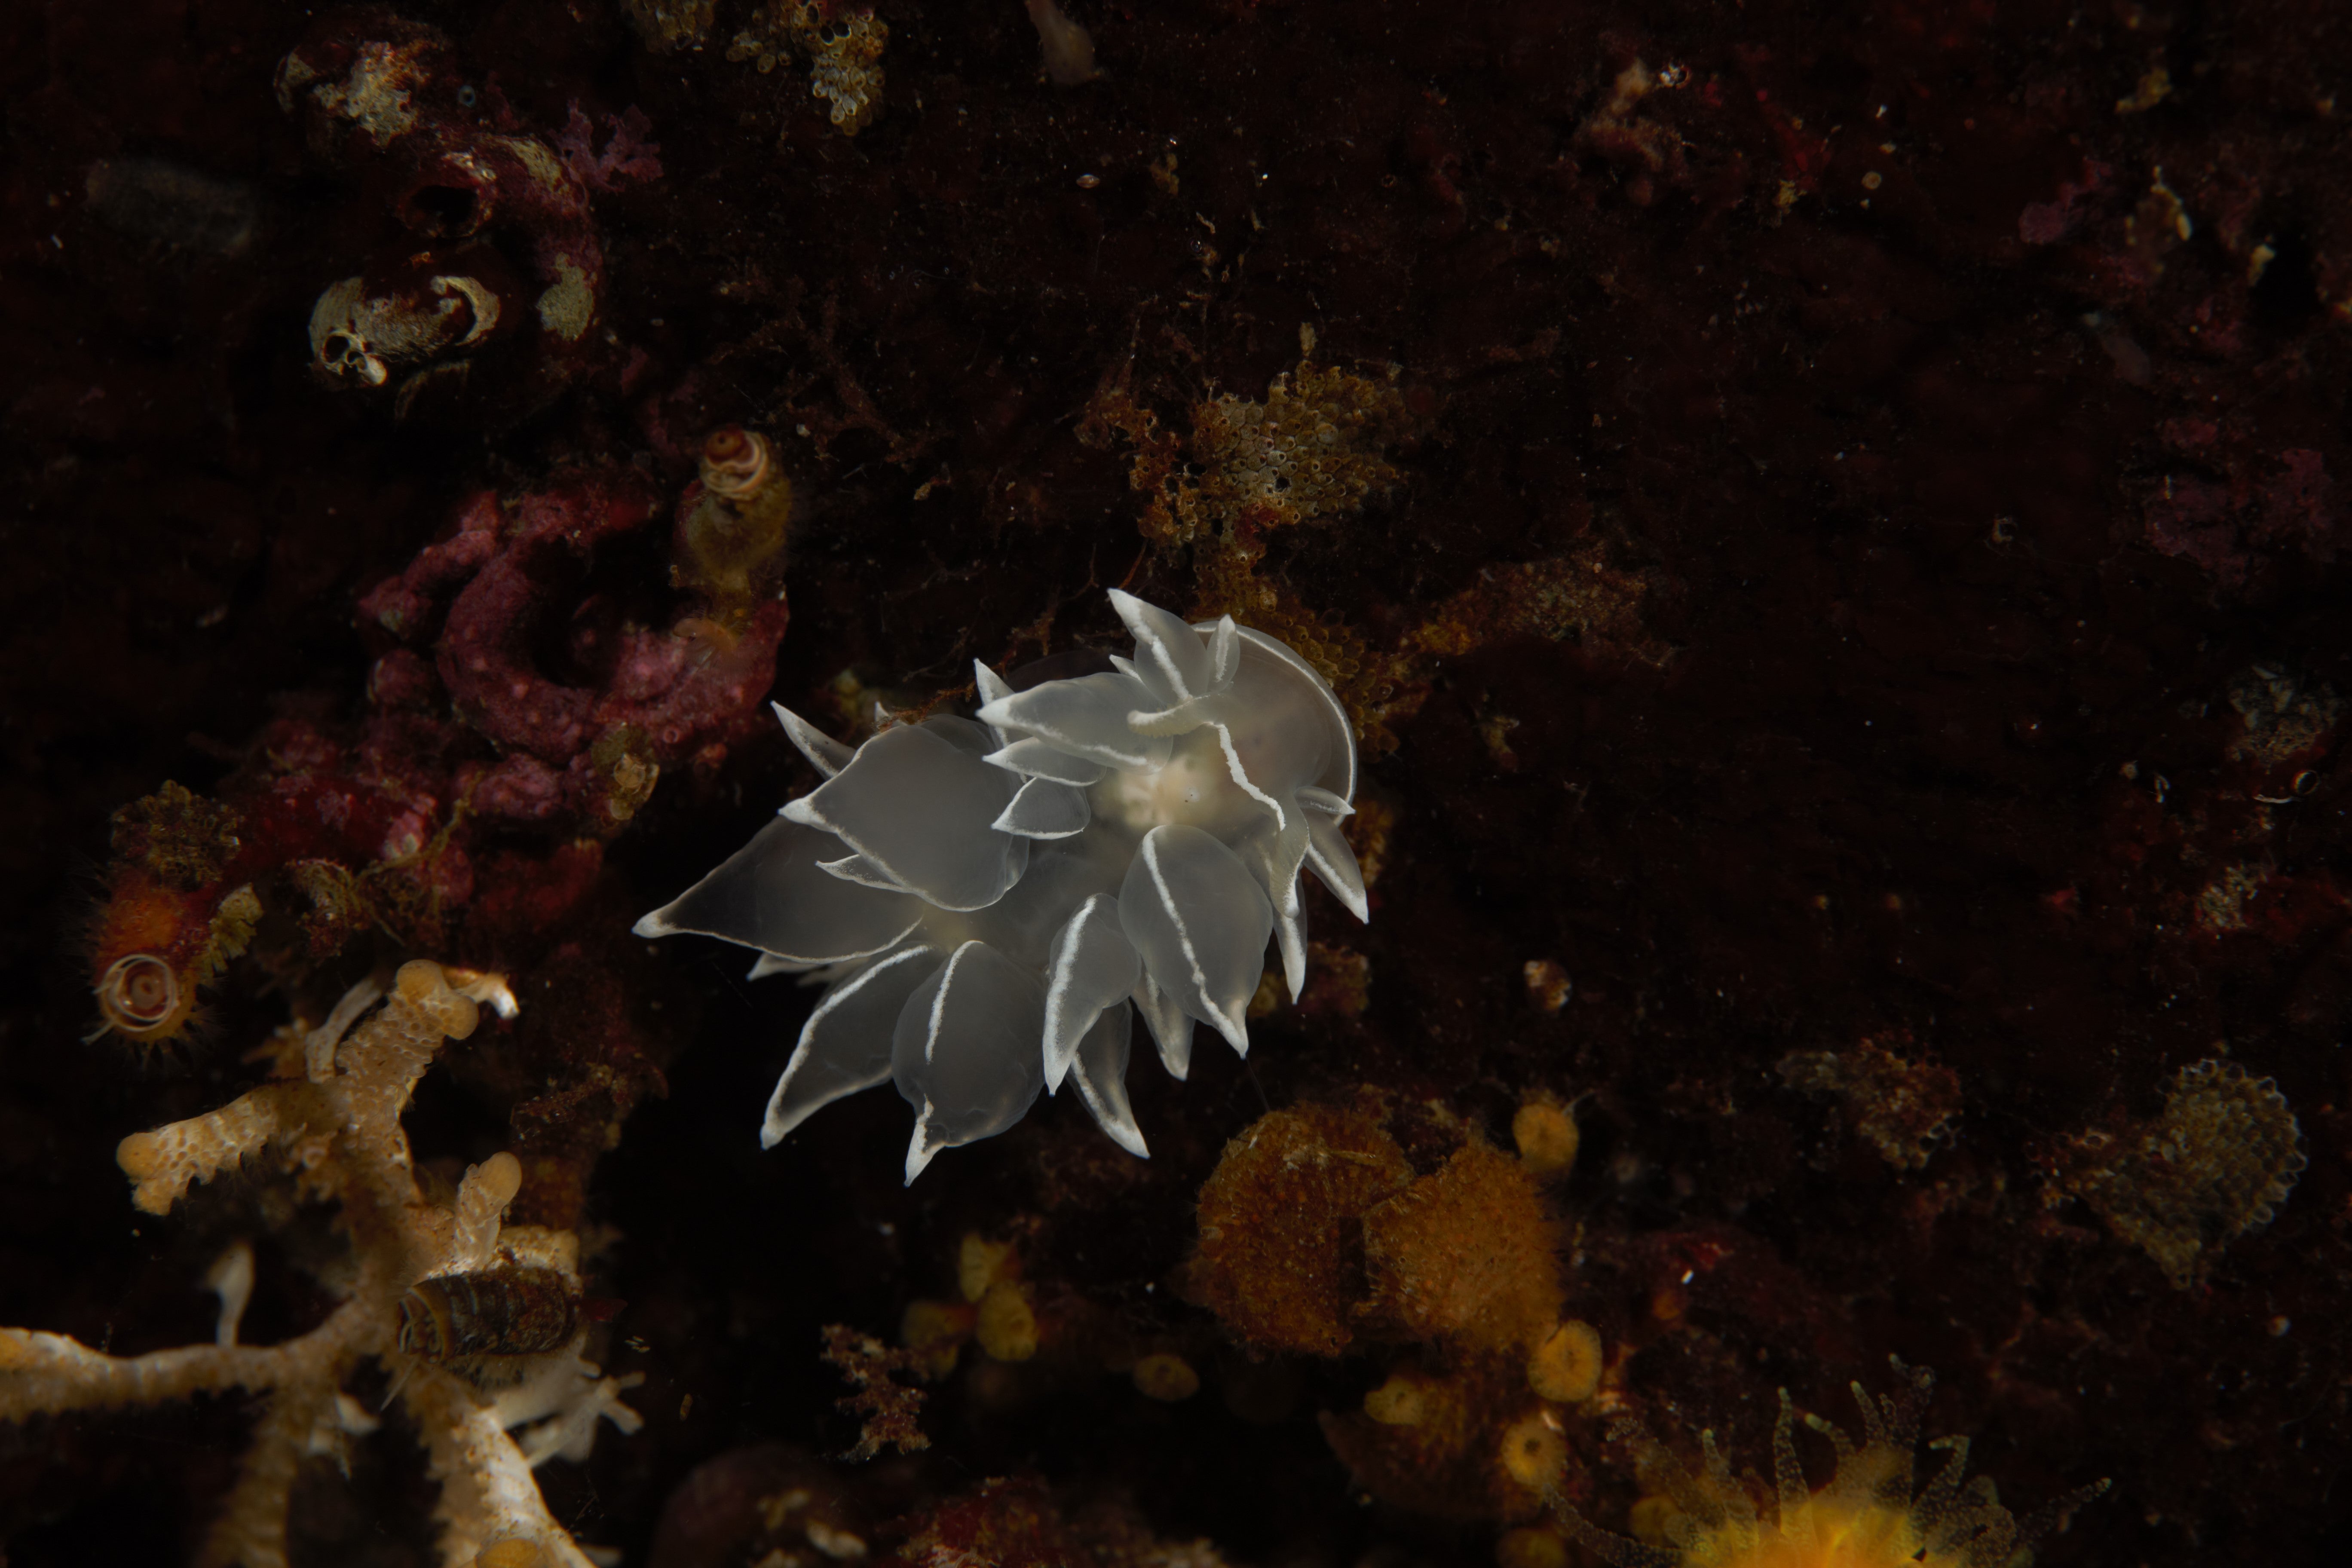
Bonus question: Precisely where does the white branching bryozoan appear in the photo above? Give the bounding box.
[0,962,640,1568]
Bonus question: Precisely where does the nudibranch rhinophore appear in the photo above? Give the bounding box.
[634,591,1370,1182]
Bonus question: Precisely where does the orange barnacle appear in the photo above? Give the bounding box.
[96,953,188,1039]
[86,870,260,1046]
[1558,1360,2107,1568]
[86,783,259,1046]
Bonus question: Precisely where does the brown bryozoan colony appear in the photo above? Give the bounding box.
[2050,1057,2307,1288]
[0,962,641,1568]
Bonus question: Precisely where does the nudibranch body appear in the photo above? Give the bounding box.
[635,591,1369,1181]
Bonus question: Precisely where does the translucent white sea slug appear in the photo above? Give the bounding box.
[634,590,1369,1181]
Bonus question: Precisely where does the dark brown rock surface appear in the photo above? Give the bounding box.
[4,3,2349,1565]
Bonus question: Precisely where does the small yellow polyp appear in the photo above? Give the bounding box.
[1363,1373,1427,1426]
[1527,1319,1603,1403]
[1513,1098,1579,1176]
[975,1279,1038,1362]
[474,1540,546,1568]
[959,1233,1016,1302]
[899,1298,972,1379]
[1628,1495,1679,1544]
[1131,1352,1201,1402]
[1498,1411,1568,1489]
[1495,1526,1568,1568]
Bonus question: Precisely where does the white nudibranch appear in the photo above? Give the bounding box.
[634,590,1369,1182]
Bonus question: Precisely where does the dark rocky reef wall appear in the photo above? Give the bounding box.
[3,2,2350,1565]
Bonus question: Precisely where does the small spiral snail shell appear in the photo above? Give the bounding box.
[97,953,189,1041]
[699,426,776,501]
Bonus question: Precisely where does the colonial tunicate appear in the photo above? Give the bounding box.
[634,590,1369,1181]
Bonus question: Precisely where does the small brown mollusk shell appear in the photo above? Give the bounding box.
[97,953,190,1041]
[398,1265,580,1363]
[700,426,775,500]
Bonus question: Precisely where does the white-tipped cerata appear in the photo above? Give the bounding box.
[1041,894,1141,1093]
[1120,825,1273,1057]
[633,591,1369,1178]
[774,702,854,778]
[761,946,937,1147]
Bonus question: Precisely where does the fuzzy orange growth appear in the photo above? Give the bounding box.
[1183,1100,1415,1355]
[1075,382,1182,539]
[1194,1097,1603,1522]
[1362,1142,1563,1356]
[89,869,210,969]
[1565,1362,2106,1568]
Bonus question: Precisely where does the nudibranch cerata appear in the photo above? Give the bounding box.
[634,590,1369,1182]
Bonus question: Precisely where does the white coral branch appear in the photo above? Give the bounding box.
[0,1327,296,1419]
[490,1339,646,1467]
[449,1151,525,1272]
[198,1387,332,1568]
[207,1241,257,1345]
[117,1086,298,1216]
[0,960,635,1568]
[407,1364,609,1568]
